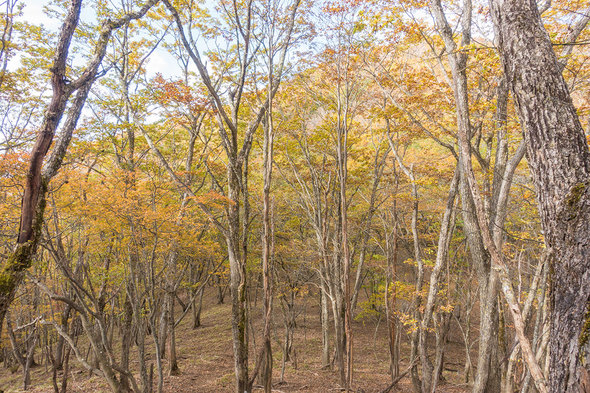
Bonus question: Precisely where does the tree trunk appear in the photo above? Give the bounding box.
[193,285,204,329]
[54,304,71,371]
[386,220,400,381]
[120,295,133,392]
[168,293,179,376]
[490,0,590,391]
[418,166,459,393]
[158,303,168,360]
[320,282,330,368]
[0,0,82,339]
[259,96,274,393]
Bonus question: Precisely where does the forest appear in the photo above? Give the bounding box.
[1,0,589,392]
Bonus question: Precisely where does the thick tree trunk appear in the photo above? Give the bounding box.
[490,0,590,391]
[258,78,275,393]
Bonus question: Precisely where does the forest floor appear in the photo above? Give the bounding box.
[0,292,472,393]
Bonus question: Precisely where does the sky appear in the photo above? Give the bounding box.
[20,0,60,30]
[19,0,180,79]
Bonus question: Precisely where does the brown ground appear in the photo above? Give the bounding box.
[0,293,471,393]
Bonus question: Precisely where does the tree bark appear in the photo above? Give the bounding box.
[490,0,590,391]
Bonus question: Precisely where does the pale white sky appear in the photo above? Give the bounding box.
[19,0,180,79]
[21,0,80,31]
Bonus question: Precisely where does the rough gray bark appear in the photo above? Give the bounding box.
[490,0,590,391]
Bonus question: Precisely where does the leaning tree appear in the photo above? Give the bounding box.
[0,0,160,339]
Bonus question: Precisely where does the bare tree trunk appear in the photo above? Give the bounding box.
[385,216,400,381]
[258,59,276,392]
[320,281,330,368]
[228,169,250,392]
[503,255,546,393]
[54,304,71,371]
[193,284,204,329]
[120,294,133,391]
[168,293,179,375]
[418,166,459,393]
[120,250,137,392]
[337,106,353,393]
[158,302,167,360]
[431,311,451,392]
[128,257,150,393]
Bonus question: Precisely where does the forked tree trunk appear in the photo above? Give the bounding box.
[418,166,459,393]
[0,0,159,348]
[54,304,72,370]
[490,0,590,391]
